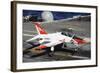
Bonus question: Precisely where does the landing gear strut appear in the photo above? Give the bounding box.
[48,51,54,57]
[47,47,55,57]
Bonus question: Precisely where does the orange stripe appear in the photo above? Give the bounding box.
[74,39,86,44]
[38,45,47,49]
[33,22,47,34]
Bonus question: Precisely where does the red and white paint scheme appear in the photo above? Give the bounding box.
[26,22,90,52]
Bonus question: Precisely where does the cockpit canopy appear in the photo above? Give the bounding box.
[61,32,73,37]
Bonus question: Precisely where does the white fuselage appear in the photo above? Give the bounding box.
[27,32,72,47]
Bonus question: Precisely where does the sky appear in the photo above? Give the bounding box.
[23,10,90,20]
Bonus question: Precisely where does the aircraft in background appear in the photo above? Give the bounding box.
[23,22,90,57]
[23,15,43,22]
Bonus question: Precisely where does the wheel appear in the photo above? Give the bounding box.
[48,51,54,57]
[71,48,79,55]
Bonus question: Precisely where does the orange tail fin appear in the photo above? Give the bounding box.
[33,22,47,35]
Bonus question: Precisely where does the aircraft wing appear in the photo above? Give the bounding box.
[23,43,52,57]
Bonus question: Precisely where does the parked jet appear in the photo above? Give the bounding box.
[23,22,90,57]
